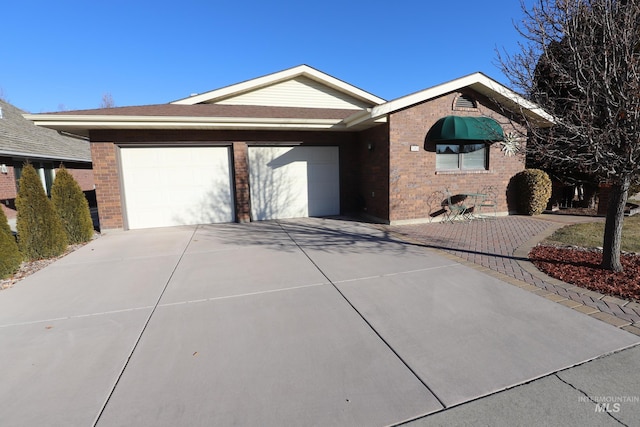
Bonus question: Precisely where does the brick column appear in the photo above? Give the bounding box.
[232,142,251,223]
[91,142,124,230]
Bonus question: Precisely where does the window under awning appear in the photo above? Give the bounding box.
[427,115,504,141]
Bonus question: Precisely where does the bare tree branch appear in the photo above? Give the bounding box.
[498,0,640,271]
[100,93,116,109]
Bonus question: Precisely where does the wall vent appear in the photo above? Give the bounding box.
[455,95,477,109]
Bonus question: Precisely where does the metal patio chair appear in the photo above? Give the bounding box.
[477,186,498,219]
[444,189,474,223]
[426,190,447,222]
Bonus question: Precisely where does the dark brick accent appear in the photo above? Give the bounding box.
[356,124,390,220]
[232,142,251,223]
[90,142,124,230]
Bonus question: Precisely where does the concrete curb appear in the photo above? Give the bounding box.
[514,218,640,334]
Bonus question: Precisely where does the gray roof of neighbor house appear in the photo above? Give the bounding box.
[0,99,91,162]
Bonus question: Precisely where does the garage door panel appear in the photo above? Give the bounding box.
[309,148,338,164]
[121,147,234,229]
[248,146,339,221]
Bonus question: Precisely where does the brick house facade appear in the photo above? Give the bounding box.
[385,92,526,223]
[27,66,548,231]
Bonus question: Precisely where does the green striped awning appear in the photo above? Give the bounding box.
[427,116,504,141]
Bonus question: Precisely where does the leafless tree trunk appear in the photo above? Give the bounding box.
[602,176,630,270]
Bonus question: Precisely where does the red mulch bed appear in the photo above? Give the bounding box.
[529,245,640,302]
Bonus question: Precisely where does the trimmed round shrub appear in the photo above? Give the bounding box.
[51,166,94,244]
[512,169,552,215]
[15,163,68,260]
[0,207,22,279]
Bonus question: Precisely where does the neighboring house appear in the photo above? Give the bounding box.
[26,65,551,231]
[0,99,95,225]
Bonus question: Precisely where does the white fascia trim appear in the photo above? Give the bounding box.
[171,65,386,106]
[0,149,90,163]
[343,108,388,128]
[369,72,553,124]
[343,109,372,126]
[369,73,487,118]
[25,114,348,131]
[472,80,554,124]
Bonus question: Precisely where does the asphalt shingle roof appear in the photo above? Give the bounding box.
[44,103,361,120]
[0,100,91,162]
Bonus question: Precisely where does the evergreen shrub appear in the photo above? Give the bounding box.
[513,169,553,215]
[15,163,68,260]
[51,166,94,244]
[0,207,22,279]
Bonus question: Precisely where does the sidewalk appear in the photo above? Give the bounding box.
[385,214,640,336]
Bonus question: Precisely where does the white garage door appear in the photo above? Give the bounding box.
[120,147,234,229]
[248,146,339,221]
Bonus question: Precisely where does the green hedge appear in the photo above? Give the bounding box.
[51,166,94,244]
[15,163,68,260]
[0,207,22,279]
[513,169,552,215]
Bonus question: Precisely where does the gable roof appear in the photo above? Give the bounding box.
[24,67,552,137]
[25,65,386,136]
[171,65,386,108]
[0,99,91,162]
[345,72,553,129]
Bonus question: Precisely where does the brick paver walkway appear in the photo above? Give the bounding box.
[384,216,640,336]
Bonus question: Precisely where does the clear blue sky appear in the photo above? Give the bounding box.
[1,1,531,113]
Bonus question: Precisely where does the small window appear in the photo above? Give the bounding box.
[13,161,56,196]
[436,143,487,170]
[455,95,477,109]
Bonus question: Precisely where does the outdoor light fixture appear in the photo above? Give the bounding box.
[367,142,374,151]
[0,164,7,174]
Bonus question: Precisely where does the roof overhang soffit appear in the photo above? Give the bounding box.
[23,114,387,137]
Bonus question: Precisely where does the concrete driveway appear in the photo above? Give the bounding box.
[0,218,638,426]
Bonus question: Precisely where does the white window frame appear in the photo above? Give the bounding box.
[435,142,488,171]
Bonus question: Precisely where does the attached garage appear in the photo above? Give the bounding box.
[120,147,234,229]
[248,146,340,221]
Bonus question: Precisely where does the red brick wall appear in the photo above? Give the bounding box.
[0,163,17,199]
[0,159,18,219]
[387,90,526,222]
[355,124,390,221]
[65,167,94,191]
[232,142,251,223]
[90,142,124,230]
